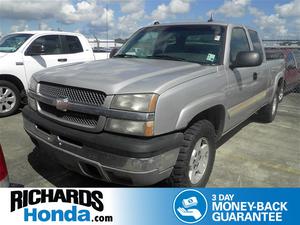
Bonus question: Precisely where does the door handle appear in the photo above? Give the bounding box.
[253,72,258,81]
[58,58,67,62]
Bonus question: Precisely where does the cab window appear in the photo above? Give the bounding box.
[230,28,250,62]
[63,35,83,53]
[248,29,264,58]
[28,35,63,55]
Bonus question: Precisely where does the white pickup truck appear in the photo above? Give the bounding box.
[0,31,109,117]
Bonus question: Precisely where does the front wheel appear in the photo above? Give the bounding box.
[166,120,216,187]
[0,81,21,117]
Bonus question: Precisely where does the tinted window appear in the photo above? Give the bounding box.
[230,28,250,62]
[29,35,63,55]
[287,52,296,69]
[117,25,226,65]
[248,30,263,57]
[64,35,83,53]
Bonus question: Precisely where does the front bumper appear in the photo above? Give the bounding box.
[22,106,183,186]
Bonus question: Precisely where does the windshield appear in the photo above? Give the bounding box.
[115,25,226,65]
[0,33,33,53]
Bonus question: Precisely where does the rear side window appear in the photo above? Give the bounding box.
[63,35,83,53]
[29,35,63,55]
[230,28,250,62]
[248,30,264,58]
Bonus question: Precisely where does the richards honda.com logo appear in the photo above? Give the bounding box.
[10,189,113,223]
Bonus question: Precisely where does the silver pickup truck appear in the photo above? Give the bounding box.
[22,22,284,187]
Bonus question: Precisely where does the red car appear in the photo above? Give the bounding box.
[265,48,300,101]
[0,145,9,187]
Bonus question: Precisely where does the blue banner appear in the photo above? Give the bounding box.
[116,188,298,224]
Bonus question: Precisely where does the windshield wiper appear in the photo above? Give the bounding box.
[151,55,218,65]
[114,54,139,58]
[147,55,187,62]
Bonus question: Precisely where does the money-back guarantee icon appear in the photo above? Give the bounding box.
[173,189,208,224]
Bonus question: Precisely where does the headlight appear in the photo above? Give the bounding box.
[111,94,158,112]
[105,119,154,137]
[29,77,38,92]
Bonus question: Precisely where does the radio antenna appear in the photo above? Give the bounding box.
[208,13,214,22]
[106,0,109,49]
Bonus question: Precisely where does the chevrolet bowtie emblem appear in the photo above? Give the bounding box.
[56,98,69,112]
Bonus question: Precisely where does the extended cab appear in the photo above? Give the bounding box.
[0,31,108,117]
[22,23,284,186]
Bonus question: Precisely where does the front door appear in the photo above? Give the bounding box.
[23,35,68,84]
[225,27,264,130]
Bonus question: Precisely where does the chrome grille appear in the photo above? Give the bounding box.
[39,102,98,128]
[39,83,106,106]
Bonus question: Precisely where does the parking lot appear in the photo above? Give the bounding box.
[0,92,299,187]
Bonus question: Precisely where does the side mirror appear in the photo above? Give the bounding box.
[232,51,262,68]
[26,44,45,56]
[109,47,120,58]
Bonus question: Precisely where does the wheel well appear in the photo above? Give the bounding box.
[0,74,25,93]
[187,105,226,139]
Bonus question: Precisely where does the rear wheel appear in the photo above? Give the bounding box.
[166,120,216,187]
[278,81,284,102]
[0,81,21,117]
[258,90,279,123]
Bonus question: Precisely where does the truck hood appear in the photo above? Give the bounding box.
[34,58,218,95]
[0,52,8,59]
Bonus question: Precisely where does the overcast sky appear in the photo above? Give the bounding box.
[0,0,299,39]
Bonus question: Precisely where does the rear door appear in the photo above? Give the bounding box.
[247,29,269,107]
[23,35,68,80]
[61,35,94,64]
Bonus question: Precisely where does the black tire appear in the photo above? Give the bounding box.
[258,91,279,123]
[166,120,216,187]
[0,80,21,117]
